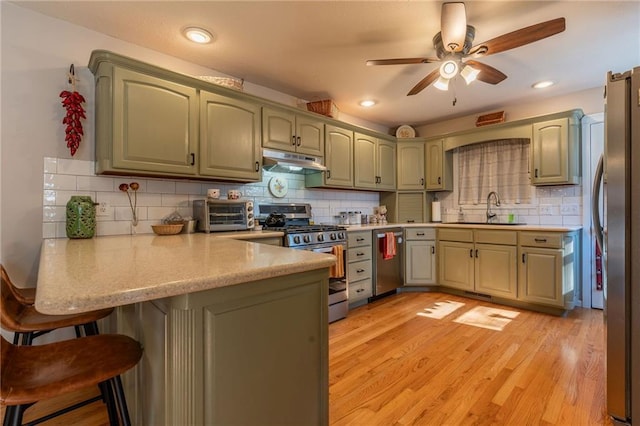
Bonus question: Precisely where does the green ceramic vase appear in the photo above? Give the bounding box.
[66,196,96,239]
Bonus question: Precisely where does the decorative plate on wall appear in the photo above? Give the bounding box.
[268,176,288,198]
[395,125,416,138]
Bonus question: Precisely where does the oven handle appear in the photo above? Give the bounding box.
[311,245,346,254]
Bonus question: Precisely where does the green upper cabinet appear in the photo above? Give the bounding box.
[354,133,396,191]
[307,124,353,188]
[354,133,377,189]
[95,65,199,176]
[377,139,397,191]
[530,114,581,185]
[397,140,425,190]
[262,107,324,157]
[199,91,261,181]
[425,138,452,191]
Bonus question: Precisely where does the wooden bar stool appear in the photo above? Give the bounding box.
[0,266,35,306]
[0,264,114,345]
[1,333,142,426]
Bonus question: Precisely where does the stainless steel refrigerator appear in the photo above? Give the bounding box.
[594,66,640,425]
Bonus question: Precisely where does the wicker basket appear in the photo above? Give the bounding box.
[306,99,339,118]
[151,224,184,235]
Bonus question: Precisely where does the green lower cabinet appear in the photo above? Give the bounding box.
[115,269,328,425]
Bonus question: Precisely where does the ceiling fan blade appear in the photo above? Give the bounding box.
[465,60,507,84]
[441,2,467,52]
[468,17,566,58]
[366,58,439,66]
[407,68,441,96]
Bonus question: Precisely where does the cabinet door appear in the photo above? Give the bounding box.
[438,241,474,291]
[377,140,397,190]
[296,116,324,157]
[396,192,425,223]
[324,125,354,187]
[354,133,378,189]
[518,247,563,306]
[112,67,198,175]
[200,91,261,181]
[262,107,296,152]
[425,139,452,191]
[531,118,569,185]
[475,243,517,298]
[405,240,436,285]
[397,141,425,190]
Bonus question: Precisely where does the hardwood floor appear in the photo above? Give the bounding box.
[330,292,610,425]
[2,292,610,425]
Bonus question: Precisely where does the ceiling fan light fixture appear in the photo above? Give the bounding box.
[439,60,458,79]
[460,64,480,84]
[183,27,213,44]
[532,80,554,89]
[359,100,376,107]
[441,2,467,52]
[434,76,450,91]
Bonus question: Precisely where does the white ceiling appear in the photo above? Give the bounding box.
[14,1,640,128]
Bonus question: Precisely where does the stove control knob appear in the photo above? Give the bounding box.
[293,236,301,244]
[318,234,325,242]
[303,235,311,243]
[338,232,345,239]
[330,233,337,240]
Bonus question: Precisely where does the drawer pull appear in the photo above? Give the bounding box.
[534,238,548,243]
[356,269,365,273]
[356,252,365,256]
[356,238,365,242]
[407,220,415,223]
[417,232,425,236]
[356,288,364,293]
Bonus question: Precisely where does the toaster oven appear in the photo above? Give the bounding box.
[193,199,254,232]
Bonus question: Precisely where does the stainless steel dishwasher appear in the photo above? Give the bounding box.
[373,228,404,296]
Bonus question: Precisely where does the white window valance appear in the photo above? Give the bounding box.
[458,139,530,205]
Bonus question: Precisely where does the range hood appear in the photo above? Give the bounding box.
[262,148,326,174]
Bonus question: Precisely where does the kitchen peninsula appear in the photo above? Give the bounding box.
[36,234,335,425]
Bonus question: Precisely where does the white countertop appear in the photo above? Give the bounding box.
[343,222,582,232]
[35,233,334,315]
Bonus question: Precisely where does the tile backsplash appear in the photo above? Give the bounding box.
[42,157,380,238]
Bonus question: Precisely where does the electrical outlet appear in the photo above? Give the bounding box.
[97,201,110,217]
[539,205,553,215]
[561,204,579,215]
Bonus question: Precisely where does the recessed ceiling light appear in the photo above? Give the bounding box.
[359,100,376,107]
[183,27,213,44]
[532,80,554,89]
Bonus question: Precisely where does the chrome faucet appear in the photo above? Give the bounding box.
[486,191,501,223]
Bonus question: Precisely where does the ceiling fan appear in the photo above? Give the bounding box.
[366,2,566,95]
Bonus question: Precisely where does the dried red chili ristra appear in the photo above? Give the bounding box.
[60,90,86,156]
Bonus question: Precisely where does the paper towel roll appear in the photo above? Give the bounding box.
[431,201,442,222]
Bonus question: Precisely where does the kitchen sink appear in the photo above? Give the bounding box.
[447,221,526,226]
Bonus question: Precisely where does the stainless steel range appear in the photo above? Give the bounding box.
[258,203,348,323]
